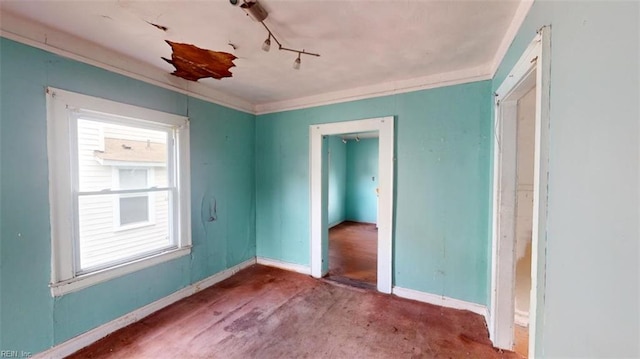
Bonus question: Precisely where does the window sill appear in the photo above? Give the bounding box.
[50,246,191,297]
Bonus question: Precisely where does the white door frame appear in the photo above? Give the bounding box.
[310,116,394,293]
[490,27,550,358]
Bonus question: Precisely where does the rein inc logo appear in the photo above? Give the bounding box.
[0,351,31,358]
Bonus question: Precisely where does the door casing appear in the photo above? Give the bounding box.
[309,116,394,293]
[490,28,551,359]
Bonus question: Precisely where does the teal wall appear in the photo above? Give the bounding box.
[0,38,256,353]
[256,80,492,305]
[493,1,639,357]
[328,136,347,227]
[345,138,379,223]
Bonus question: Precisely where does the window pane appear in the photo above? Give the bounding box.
[119,169,147,190]
[77,191,172,271]
[77,119,169,192]
[119,196,149,225]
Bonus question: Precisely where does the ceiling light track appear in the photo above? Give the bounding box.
[238,0,320,69]
[259,22,320,58]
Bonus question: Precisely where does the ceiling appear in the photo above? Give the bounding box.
[0,0,525,112]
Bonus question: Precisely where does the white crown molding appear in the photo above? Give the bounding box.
[255,66,492,115]
[33,258,256,359]
[256,256,311,275]
[0,11,255,114]
[393,286,489,327]
[489,0,534,77]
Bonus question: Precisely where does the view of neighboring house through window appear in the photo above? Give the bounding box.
[76,119,172,272]
[47,88,191,296]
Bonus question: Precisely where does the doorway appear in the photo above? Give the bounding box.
[309,116,394,294]
[490,28,550,358]
[327,133,379,288]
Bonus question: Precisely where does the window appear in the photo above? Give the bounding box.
[117,168,151,226]
[47,88,191,296]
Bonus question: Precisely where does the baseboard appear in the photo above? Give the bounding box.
[329,220,345,228]
[392,286,489,325]
[514,309,529,327]
[34,258,256,359]
[256,257,311,275]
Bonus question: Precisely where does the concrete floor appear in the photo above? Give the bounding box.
[68,265,522,358]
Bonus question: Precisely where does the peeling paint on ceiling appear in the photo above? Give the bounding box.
[162,41,236,81]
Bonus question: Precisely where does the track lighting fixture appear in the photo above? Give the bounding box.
[342,138,347,144]
[293,53,301,70]
[262,35,271,52]
[355,135,360,142]
[235,0,320,69]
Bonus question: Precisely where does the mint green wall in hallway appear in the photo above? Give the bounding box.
[345,138,379,223]
[0,38,256,354]
[256,80,492,305]
[328,136,347,227]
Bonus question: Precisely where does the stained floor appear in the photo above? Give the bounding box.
[328,221,377,288]
[68,265,522,359]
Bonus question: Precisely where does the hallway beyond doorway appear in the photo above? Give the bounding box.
[328,221,377,289]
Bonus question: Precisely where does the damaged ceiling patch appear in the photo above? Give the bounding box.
[146,21,168,32]
[162,41,236,81]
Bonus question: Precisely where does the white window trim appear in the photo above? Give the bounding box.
[46,87,191,297]
[112,167,157,231]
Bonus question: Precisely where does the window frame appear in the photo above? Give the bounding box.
[47,87,191,297]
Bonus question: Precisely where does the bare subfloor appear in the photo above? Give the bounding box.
[68,265,521,359]
[328,221,377,288]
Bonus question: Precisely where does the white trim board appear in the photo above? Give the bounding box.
[309,117,394,294]
[514,309,529,327]
[33,258,256,359]
[0,12,254,114]
[256,257,311,275]
[393,287,489,325]
[490,27,551,359]
[255,67,491,115]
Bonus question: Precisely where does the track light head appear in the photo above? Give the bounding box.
[262,36,271,52]
[355,135,360,142]
[342,138,347,144]
[240,0,268,22]
[293,53,301,70]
